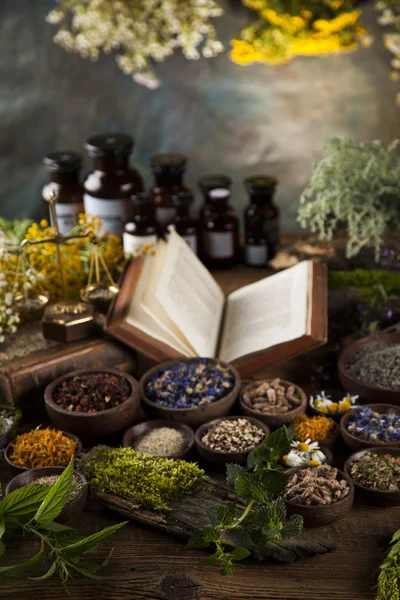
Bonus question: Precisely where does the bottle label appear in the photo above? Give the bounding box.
[123,232,158,256]
[156,207,176,229]
[50,203,83,235]
[203,231,234,259]
[83,194,131,237]
[263,218,279,247]
[245,244,268,266]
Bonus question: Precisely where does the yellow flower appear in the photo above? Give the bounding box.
[308,459,321,467]
[339,398,351,413]
[329,402,339,413]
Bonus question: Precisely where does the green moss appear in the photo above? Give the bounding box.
[79,445,206,512]
[329,269,400,295]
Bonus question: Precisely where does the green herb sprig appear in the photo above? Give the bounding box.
[376,529,400,600]
[0,461,127,585]
[187,426,303,575]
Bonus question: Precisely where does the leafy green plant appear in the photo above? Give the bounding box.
[298,138,400,259]
[0,461,126,584]
[187,427,303,575]
[376,528,400,600]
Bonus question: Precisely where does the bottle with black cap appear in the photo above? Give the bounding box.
[149,153,192,235]
[244,175,279,266]
[199,184,239,269]
[83,132,143,237]
[123,192,159,256]
[42,151,84,235]
[166,190,198,254]
[198,174,232,220]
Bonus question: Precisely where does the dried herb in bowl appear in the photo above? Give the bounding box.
[284,465,350,506]
[350,452,400,491]
[10,427,77,469]
[242,379,302,414]
[201,418,265,453]
[53,372,131,413]
[292,414,336,442]
[133,427,186,457]
[347,407,400,443]
[345,343,400,390]
[145,358,234,409]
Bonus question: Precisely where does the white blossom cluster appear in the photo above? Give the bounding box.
[46,0,224,88]
[0,233,20,344]
[376,1,400,105]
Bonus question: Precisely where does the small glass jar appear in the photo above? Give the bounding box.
[149,153,192,235]
[123,192,159,257]
[166,190,198,254]
[198,174,232,220]
[83,132,143,237]
[42,151,84,235]
[200,187,239,269]
[244,176,280,265]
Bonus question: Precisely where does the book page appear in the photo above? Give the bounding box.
[219,261,310,364]
[155,230,225,358]
[126,252,193,356]
[140,242,195,355]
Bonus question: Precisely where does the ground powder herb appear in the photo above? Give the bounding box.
[133,427,186,457]
[346,343,400,390]
[79,445,206,511]
[33,474,83,500]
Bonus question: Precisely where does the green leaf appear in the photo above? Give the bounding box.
[248,480,270,505]
[187,531,210,549]
[62,560,111,581]
[60,522,127,558]
[219,563,238,576]
[282,514,304,539]
[0,548,46,584]
[0,485,50,520]
[29,561,57,581]
[0,540,5,557]
[217,503,236,528]
[39,521,75,533]
[391,529,400,543]
[264,427,295,464]
[205,505,220,527]
[202,550,222,566]
[226,464,246,489]
[34,461,74,525]
[259,470,289,496]
[229,547,251,561]
[234,472,253,498]
[0,522,5,540]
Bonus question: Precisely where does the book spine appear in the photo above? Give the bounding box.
[0,340,136,408]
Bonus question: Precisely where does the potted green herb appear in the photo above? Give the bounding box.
[298,138,400,261]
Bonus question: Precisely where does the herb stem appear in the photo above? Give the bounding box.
[227,499,254,530]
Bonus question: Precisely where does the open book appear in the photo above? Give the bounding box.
[106,231,327,376]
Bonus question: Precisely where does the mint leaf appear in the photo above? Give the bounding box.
[260,470,289,496]
[217,503,236,527]
[229,547,251,561]
[29,561,57,581]
[39,521,75,533]
[60,522,126,558]
[205,505,220,527]
[0,485,50,520]
[234,472,252,498]
[0,548,46,584]
[187,531,210,549]
[34,461,74,524]
[226,464,245,489]
[202,525,220,544]
[249,480,270,505]
[202,550,222,566]
[282,514,303,538]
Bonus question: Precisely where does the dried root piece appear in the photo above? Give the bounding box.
[284,465,350,506]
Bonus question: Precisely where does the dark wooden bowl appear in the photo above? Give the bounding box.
[4,431,82,474]
[344,446,400,506]
[195,415,270,467]
[283,468,354,528]
[5,466,87,523]
[239,380,307,429]
[140,359,241,427]
[338,332,400,404]
[340,404,400,452]
[44,368,140,442]
[281,446,333,468]
[122,420,195,460]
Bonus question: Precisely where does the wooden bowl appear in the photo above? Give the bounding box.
[4,431,82,474]
[283,468,354,528]
[140,359,241,427]
[340,404,400,452]
[195,415,270,467]
[122,420,195,460]
[344,446,400,506]
[44,369,140,442]
[239,380,307,429]
[338,332,400,404]
[5,466,87,523]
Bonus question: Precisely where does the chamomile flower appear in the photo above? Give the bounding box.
[284,451,309,467]
[291,438,320,454]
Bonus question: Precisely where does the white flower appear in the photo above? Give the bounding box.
[4,293,12,307]
[284,451,308,467]
[309,391,332,409]
[310,450,326,464]
[291,439,320,454]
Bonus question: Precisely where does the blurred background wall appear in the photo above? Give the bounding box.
[0,0,398,230]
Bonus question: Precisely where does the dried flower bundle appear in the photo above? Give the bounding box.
[46,0,224,89]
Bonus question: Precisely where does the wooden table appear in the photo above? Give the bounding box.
[0,266,396,600]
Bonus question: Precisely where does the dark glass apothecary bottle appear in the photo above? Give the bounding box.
[149,153,192,235]
[244,176,280,265]
[200,187,239,269]
[42,151,84,235]
[123,192,159,256]
[198,175,232,220]
[83,133,143,237]
[166,190,198,255]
